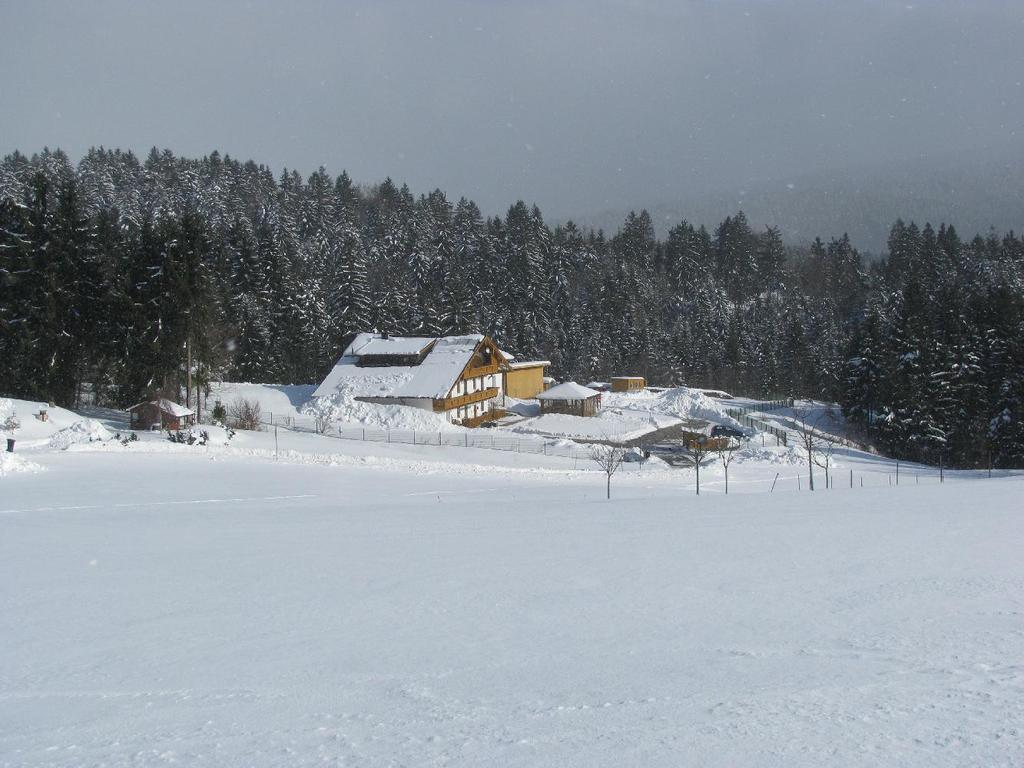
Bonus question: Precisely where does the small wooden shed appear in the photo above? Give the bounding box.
[128,399,196,430]
[611,376,646,392]
[537,382,602,417]
[503,360,551,399]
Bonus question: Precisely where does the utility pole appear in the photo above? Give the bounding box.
[186,334,192,410]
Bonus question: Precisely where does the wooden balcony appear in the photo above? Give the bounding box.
[433,387,499,412]
[463,361,501,378]
[462,408,506,428]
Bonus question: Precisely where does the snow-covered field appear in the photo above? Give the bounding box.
[2,411,1022,767]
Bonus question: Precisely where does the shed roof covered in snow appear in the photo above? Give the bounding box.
[537,382,601,401]
[313,333,497,401]
[507,359,552,371]
[127,398,194,417]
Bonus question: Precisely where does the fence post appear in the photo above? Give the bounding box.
[850,469,853,488]
[274,425,278,460]
[362,428,365,441]
[895,461,899,485]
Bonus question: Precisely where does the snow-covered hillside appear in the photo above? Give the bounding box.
[1,419,1022,767]
[206,382,316,422]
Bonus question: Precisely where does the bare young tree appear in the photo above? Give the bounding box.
[228,398,262,431]
[793,405,827,491]
[314,413,331,434]
[716,439,741,494]
[685,436,716,495]
[813,433,839,489]
[589,443,628,499]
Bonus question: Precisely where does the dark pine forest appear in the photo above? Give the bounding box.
[1,148,1022,467]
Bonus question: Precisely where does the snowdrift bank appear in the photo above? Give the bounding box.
[595,387,742,427]
[48,419,114,450]
[0,397,87,445]
[303,383,461,432]
[646,387,743,426]
[733,445,808,466]
[510,410,677,442]
[0,451,43,477]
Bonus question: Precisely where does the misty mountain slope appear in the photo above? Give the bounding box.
[579,157,1024,252]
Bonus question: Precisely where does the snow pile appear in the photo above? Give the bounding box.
[48,419,114,450]
[164,425,236,447]
[0,451,43,477]
[733,445,807,465]
[213,379,462,433]
[510,409,677,442]
[303,385,461,432]
[0,397,96,445]
[648,387,743,426]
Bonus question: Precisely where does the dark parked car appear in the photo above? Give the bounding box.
[710,424,745,439]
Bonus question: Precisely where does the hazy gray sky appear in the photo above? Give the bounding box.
[1,0,1021,220]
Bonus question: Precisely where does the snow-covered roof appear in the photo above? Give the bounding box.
[127,398,194,417]
[507,359,551,370]
[537,381,601,401]
[611,375,645,381]
[314,333,489,401]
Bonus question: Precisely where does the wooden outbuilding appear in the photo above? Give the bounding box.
[537,381,602,417]
[128,399,196,430]
[503,360,551,399]
[611,376,646,392]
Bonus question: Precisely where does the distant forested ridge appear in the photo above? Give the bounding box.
[1,147,1022,467]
